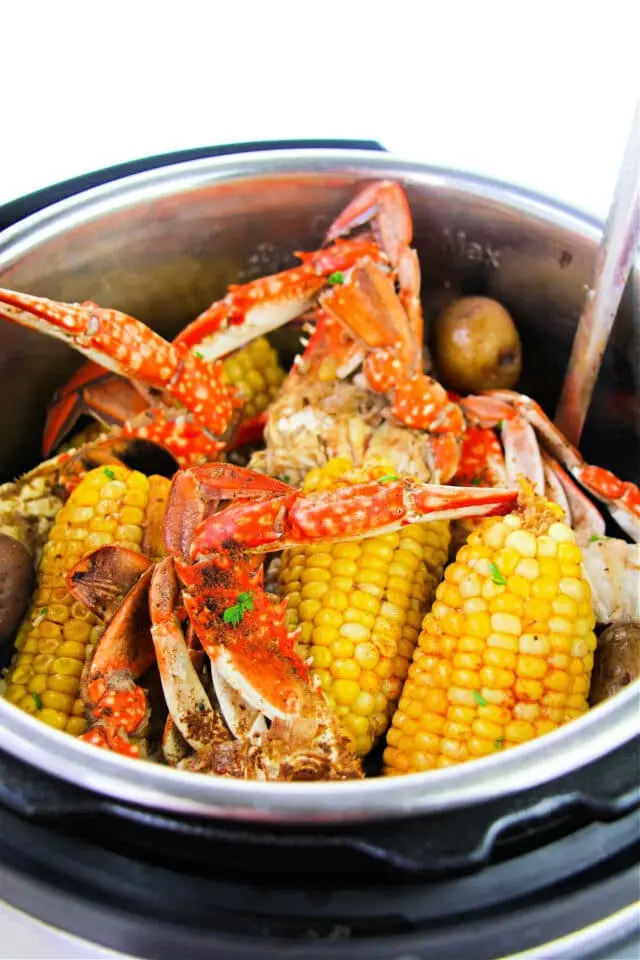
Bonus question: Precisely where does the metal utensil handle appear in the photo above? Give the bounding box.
[555,103,640,445]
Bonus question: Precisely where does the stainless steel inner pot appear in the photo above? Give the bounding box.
[0,149,637,824]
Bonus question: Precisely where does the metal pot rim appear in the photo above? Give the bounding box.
[0,147,637,824]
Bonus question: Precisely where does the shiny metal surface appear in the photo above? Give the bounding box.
[0,149,638,823]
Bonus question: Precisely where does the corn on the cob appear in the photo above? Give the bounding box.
[384,488,597,774]
[220,337,285,419]
[2,465,156,735]
[278,457,450,755]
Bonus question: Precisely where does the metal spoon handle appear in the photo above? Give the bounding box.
[555,102,640,446]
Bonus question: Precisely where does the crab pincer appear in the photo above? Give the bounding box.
[0,288,243,465]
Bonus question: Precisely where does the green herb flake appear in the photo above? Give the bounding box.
[589,534,612,543]
[497,419,505,430]
[328,271,345,285]
[194,350,205,360]
[33,606,48,626]
[32,692,43,711]
[494,737,504,750]
[488,561,507,586]
[470,477,482,486]
[473,690,488,707]
[103,467,116,480]
[279,475,291,484]
[222,590,255,627]
[378,473,400,484]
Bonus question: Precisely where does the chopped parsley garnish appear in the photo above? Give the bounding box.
[497,420,505,430]
[279,475,291,484]
[589,534,612,543]
[378,473,400,484]
[494,737,504,750]
[223,591,255,626]
[103,467,116,480]
[328,271,345,285]
[488,561,507,586]
[473,691,488,707]
[194,350,205,360]
[32,692,43,711]
[33,607,48,626]
[470,477,482,486]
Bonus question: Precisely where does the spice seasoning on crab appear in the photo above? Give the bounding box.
[384,484,598,774]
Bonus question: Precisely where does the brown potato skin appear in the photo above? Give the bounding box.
[589,621,640,706]
[0,533,34,647]
[434,296,522,394]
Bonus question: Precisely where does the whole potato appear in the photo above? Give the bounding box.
[589,621,640,706]
[0,533,34,646]
[434,296,522,394]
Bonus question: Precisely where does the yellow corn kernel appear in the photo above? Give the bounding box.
[504,530,537,558]
[65,716,88,736]
[385,488,595,774]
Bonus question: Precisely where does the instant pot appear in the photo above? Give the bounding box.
[0,141,638,959]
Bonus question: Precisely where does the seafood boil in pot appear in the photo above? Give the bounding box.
[0,181,637,783]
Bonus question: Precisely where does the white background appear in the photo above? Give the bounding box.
[2,1,639,219]
[0,2,639,958]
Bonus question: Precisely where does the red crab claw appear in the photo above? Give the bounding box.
[68,544,153,620]
[481,390,640,541]
[318,260,465,444]
[176,549,313,725]
[324,179,423,344]
[173,237,385,357]
[185,463,518,556]
[45,361,267,459]
[0,288,241,442]
[43,360,149,457]
[325,180,413,263]
[163,462,292,563]
[76,564,156,755]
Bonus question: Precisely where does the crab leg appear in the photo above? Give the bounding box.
[173,237,385,356]
[179,463,518,556]
[0,288,241,441]
[489,390,640,541]
[541,453,606,544]
[460,394,545,494]
[452,426,507,487]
